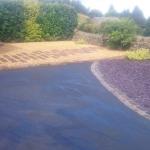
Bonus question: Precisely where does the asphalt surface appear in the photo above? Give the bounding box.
[0,62,150,150]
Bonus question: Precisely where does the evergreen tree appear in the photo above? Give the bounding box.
[120,9,131,18]
[88,9,103,18]
[144,18,150,36]
[71,0,89,15]
[105,5,118,17]
[131,6,146,28]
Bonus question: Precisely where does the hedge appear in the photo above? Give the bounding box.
[38,4,78,40]
[0,0,25,41]
[0,1,77,42]
[23,0,43,41]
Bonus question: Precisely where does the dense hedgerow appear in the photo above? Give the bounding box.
[23,0,43,42]
[37,4,78,40]
[0,1,77,42]
[0,0,25,41]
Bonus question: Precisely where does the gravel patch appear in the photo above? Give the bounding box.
[98,59,150,115]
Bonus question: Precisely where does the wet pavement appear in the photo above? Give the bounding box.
[0,62,150,150]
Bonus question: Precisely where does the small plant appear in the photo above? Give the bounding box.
[127,49,150,60]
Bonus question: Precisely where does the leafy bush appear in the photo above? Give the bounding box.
[0,0,25,41]
[0,1,77,42]
[38,4,77,40]
[78,17,101,34]
[100,19,137,49]
[127,49,150,60]
[24,0,42,41]
[78,13,90,27]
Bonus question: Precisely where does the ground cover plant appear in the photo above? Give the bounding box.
[127,49,150,60]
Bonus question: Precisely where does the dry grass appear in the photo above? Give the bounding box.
[0,41,125,70]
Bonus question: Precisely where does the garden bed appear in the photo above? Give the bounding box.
[98,58,150,115]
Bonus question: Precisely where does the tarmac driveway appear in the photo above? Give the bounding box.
[0,62,150,150]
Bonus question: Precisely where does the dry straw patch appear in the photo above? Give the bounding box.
[0,41,125,70]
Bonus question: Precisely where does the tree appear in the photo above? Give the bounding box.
[131,6,146,28]
[39,0,70,4]
[105,5,118,17]
[120,9,131,18]
[88,9,103,18]
[144,18,150,36]
[71,0,89,15]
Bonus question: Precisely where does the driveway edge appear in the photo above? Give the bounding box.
[91,61,150,120]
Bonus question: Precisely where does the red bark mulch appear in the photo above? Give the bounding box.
[99,59,150,114]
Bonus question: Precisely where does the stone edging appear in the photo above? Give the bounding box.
[91,61,150,120]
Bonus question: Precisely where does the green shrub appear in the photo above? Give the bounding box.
[127,49,150,60]
[0,1,77,42]
[38,4,77,40]
[78,18,101,34]
[0,0,25,41]
[78,13,90,27]
[100,19,137,49]
[23,0,42,42]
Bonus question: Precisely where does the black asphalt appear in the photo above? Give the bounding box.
[0,62,150,150]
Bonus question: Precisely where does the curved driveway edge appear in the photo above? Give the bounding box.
[91,61,150,120]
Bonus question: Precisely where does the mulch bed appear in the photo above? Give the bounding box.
[98,58,150,114]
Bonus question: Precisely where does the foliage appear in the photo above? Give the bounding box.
[105,5,119,17]
[39,0,70,4]
[38,4,77,40]
[77,14,101,34]
[0,0,25,41]
[70,0,89,15]
[131,6,146,28]
[144,18,150,36]
[88,9,103,18]
[127,49,150,60]
[24,0,42,41]
[120,9,131,18]
[78,13,90,26]
[39,0,100,17]
[78,19,101,34]
[0,1,77,42]
[100,19,137,49]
